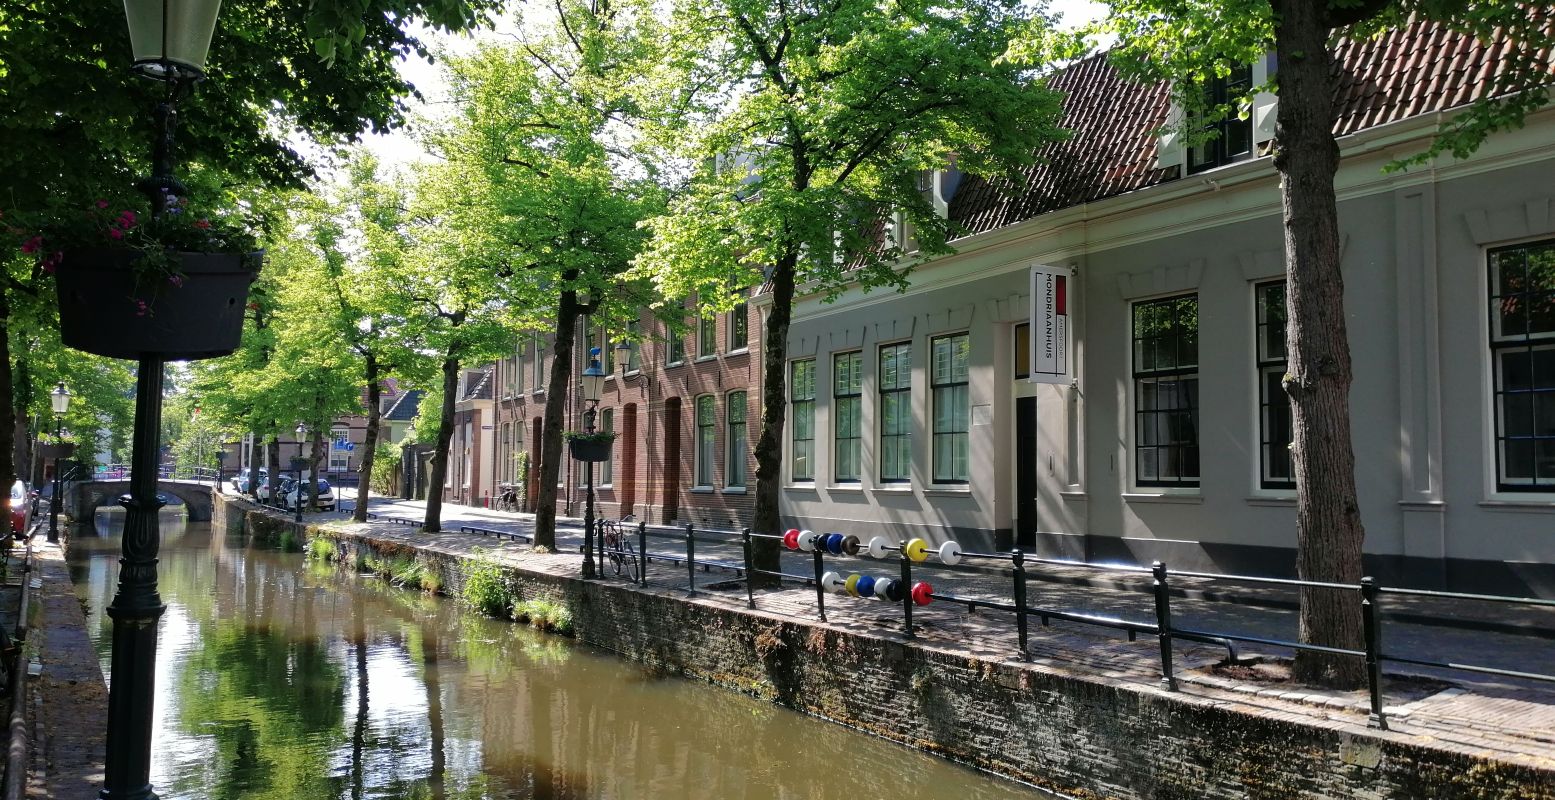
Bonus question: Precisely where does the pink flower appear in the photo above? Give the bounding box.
[20,236,42,254]
[193,219,211,230]
[107,228,124,240]
[96,199,110,209]
[117,210,137,228]
[168,274,184,287]
[42,252,62,273]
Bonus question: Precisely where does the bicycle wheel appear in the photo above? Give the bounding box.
[619,534,640,582]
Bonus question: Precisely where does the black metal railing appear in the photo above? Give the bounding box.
[720,530,1555,731]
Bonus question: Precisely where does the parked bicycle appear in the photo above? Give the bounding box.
[599,515,640,580]
[494,484,520,513]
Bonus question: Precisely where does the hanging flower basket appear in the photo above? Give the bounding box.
[55,249,261,361]
[38,442,76,460]
[567,433,616,463]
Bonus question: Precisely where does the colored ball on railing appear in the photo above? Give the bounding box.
[939,540,963,566]
[798,530,817,552]
[824,533,844,555]
[866,536,890,559]
[822,571,844,592]
[911,581,934,606]
[842,535,861,556]
[783,529,801,550]
[904,538,930,562]
[856,575,876,597]
[882,578,905,602]
[845,573,862,596]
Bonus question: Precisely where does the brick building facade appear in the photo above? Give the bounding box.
[461,294,760,531]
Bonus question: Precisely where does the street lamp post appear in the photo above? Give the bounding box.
[295,423,308,523]
[580,348,606,579]
[215,450,226,491]
[47,382,71,544]
[102,4,224,798]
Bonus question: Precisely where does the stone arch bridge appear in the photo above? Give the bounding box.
[66,479,215,523]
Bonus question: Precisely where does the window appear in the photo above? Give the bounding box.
[698,315,717,358]
[1188,65,1253,173]
[1489,240,1555,491]
[833,352,863,481]
[1133,295,1200,487]
[602,330,615,373]
[879,343,912,482]
[532,337,546,392]
[729,301,748,351]
[695,395,716,487]
[626,319,642,373]
[790,360,816,481]
[726,391,747,487]
[931,334,970,483]
[1255,282,1294,489]
[600,408,614,485]
[667,323,686,365]
[512,344,525,395]
[1014,323,1030,379]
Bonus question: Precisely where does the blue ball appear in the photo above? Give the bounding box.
[856,575,876,597]
[825,533,844,555]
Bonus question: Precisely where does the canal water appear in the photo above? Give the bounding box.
[70,511,1051,800]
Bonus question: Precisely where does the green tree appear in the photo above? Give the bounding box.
[429,4,668,548]
[1,0,497,516]
[631,0,1068,577]
[1095,1,1554,687]
[393,159,517,533]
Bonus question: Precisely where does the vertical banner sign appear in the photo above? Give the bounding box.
[1029,264,1071,384]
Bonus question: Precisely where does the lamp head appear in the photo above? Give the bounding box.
[124,0,223,82]
[581,348,606,403]
[50,382,71,415]
[295,423,307,438]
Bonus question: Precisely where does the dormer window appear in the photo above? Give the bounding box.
[1188,65,1253,173]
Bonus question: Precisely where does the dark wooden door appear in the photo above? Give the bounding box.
[1016,396,1038,550]
[661,397,681,523]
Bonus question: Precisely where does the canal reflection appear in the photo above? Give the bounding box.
[70,511,1049,800]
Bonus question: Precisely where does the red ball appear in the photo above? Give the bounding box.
[911,581,934,606]
[783,529,801,550]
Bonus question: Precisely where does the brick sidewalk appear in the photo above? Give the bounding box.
[318,498,1555,768]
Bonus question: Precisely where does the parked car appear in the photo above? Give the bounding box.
[232,467,268,494]
[285,478,336,512]
[255,476,282,504]
[9,480,35,538]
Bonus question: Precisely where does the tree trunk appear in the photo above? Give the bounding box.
[355,355,381,522]
[423,355,460,533]
[0,286,14,521]
[750,253,797,587]
[266,435,282,505]
[534,290,582,550]
[1273,0,1366,688]
[245,433,261,499]
[309,424,325,511]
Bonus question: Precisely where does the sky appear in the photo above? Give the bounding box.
[355,0,1108,172]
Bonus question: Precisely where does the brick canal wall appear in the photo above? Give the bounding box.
[212,495,1555,800]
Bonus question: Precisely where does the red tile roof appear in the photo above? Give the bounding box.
[950,20,1520,236]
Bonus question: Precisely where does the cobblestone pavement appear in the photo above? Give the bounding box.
[311,495,1555,766]
[27,537,108,798]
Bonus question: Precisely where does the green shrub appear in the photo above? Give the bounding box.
[461,551,512,618]
[388,556,423,587]
[420,571,443,594]
[513,598,574,636]
[306,537,337,562]
[278,528,302,553]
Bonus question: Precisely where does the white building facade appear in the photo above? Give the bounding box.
[777,24,1555,596]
